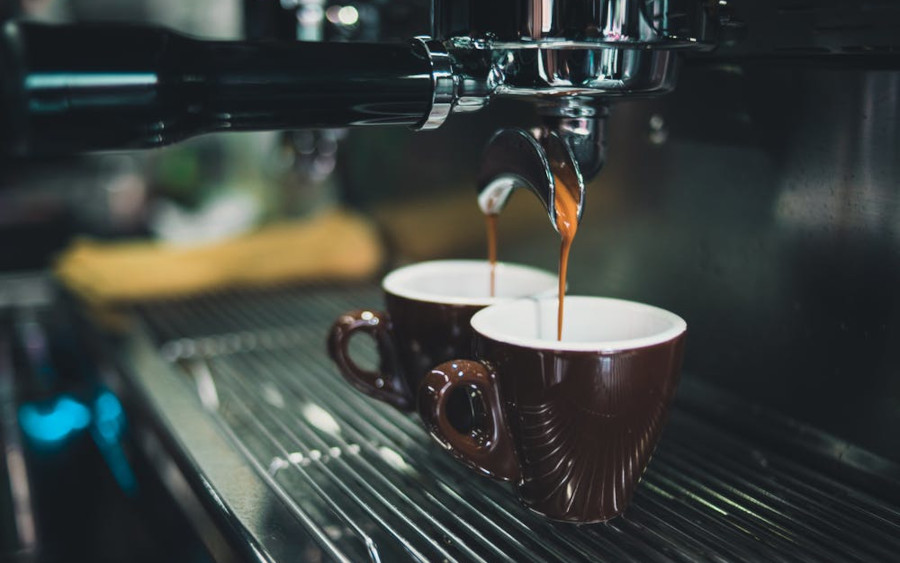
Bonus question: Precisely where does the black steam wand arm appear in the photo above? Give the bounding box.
[0,22,437,155]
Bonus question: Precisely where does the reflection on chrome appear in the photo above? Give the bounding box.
[267,456,290,476]
[186,359,220,411]
[378,446,412,474]
[302,403,342,436]
[261,382,286,409]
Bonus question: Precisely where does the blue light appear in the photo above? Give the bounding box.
[19,389,138,495]
[25,72,159,90]
[94,390,125,442]
[91,390,137,495]
[19,396,91,444]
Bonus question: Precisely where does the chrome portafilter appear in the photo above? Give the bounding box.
[438,0,714,231]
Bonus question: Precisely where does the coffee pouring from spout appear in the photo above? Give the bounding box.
[476,106,607,232]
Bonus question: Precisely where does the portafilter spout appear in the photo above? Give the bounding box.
[477,105,607,233]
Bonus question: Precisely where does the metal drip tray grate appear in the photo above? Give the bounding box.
[123,285,900,562]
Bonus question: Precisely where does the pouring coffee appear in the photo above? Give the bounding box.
[478,128,588,341]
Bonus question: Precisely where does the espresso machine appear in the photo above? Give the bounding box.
[1,0,899,561]
[0,0,720,227]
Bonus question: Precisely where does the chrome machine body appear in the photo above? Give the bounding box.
[424,0,718,228]
[0,1,719,228]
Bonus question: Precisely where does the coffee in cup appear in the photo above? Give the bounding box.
[418,295,686,523]
[327,260,557,411]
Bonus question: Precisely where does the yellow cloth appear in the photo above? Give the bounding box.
[56,209,383,306]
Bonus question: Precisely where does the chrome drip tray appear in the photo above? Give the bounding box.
[113,285,900,562]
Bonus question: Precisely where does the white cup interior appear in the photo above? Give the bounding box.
[471,296,686,352]
[382,260,557,306]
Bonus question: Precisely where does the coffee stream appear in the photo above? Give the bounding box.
[554,175,579,341]
[486,214,499,298]
[483,177,579,341]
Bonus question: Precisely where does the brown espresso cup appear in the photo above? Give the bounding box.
[327,260,557,411]
[418,296,687,523]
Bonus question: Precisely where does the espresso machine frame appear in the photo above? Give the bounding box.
[1,0,899,561]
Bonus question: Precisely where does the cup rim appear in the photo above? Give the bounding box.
[470,295,687,352]
[381,259,557,307]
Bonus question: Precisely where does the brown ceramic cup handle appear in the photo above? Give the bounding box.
[327,309,410,410]
[418,359,520,481]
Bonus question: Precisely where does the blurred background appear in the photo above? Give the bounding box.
[1,0,899,561]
